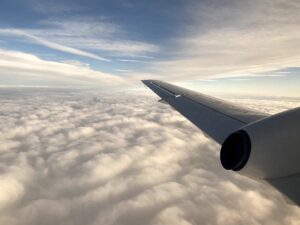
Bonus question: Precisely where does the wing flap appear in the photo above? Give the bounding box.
[267,174,300,205]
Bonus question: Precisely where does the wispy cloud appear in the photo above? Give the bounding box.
[28,0,86,13]
[118,59,147,63]
[0,18,159,59]
[229,78,253,82]
[0,29,109,61]
[117,56,155,67]
[275,71,291,74]
[35,19,159,56]
[200,79,217,82]
[115,69,132,73]
[138,0,300,81]
[0,48,126,87]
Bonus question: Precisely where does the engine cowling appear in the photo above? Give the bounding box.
[220,107,300,179]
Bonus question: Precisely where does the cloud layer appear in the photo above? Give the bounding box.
[0,88,299,225]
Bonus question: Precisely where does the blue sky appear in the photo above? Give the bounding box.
[0,0,299,96]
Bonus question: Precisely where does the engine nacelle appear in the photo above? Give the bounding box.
[220,107,300,179]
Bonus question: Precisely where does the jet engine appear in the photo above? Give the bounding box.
[220,107,300,179]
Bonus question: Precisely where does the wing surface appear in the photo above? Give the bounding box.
[143,80,300,206]
[142,80,268,144]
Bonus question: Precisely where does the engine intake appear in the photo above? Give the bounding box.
[220,130,251,171]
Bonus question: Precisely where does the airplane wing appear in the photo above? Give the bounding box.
[142,80,268,144]
[142,80,300,206]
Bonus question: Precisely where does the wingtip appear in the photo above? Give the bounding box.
[141,80,153,85]
[141,79,160,83]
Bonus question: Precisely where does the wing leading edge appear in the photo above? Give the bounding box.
[142,80,268,144]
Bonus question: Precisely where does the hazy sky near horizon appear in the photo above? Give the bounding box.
[0,0,299,96]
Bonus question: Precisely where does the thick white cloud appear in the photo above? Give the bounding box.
[0,88,299,225]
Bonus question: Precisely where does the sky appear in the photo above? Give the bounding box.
[0,1,300,224]
[0,0,299,96]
